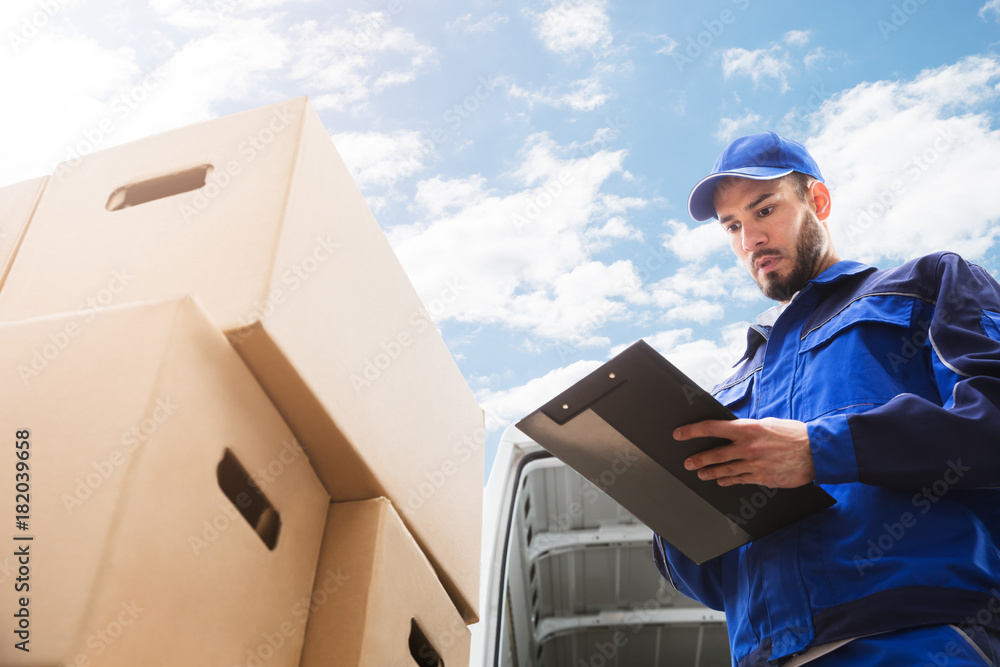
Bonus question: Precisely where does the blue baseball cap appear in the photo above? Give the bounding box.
[687,131,824,221]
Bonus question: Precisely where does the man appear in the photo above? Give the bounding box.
[653,132,1000,666]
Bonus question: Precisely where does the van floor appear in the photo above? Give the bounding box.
[497,457,731,667]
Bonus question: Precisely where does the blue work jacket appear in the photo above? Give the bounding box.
[653,252,1000,666]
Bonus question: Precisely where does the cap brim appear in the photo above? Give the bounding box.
[687,167,793,221]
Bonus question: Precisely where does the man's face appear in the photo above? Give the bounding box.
[712,176,832,303]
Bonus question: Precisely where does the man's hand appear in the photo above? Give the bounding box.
[675,417,815,488]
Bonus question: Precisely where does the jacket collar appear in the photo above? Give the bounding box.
[809,259,874,286]
[732,260,876,367]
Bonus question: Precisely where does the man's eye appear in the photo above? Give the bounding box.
[726,222,741,233]
[758,206,773,217]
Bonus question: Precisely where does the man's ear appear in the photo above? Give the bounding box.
[809,181,832,221]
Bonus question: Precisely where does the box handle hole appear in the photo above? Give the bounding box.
[106,164,213,211]
[409,619,444,666]
[216,448,281,550]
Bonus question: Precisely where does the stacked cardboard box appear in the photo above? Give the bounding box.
[0,175,47,287]
[0,97,481,665]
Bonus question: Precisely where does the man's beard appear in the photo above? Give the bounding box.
[752,210,826,302]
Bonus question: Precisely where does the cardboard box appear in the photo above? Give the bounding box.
[0,298,329,666]
[0,97,483,621]
[300,498,470,667]
[0,175,47,291]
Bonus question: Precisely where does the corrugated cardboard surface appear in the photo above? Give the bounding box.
[300,498,470,667]
[0,175,47,292]
[0,298,329,665]
[0,97,482,621]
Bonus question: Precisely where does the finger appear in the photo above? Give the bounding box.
[716,474,754,487]
[684,443,744,471]
[674,419,744,442]
[694,460,749,481]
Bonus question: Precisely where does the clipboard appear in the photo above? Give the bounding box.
[516,340,835,564]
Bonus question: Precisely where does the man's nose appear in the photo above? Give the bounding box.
[742,223,767,252]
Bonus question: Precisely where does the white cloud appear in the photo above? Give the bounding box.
[643,263,746,325]
[653,264,742,299]
[804,55,1000,263]
[415,175,490,217]
[478,359,604,432]
[599,193,647,215]
[661,220,728,262]
[611,323,750,391]
[447,12,509,33]
[387,131,647,343]
[587,216,642,242]
[135,18,290,132]
[288,14,436,112]
[804,47,829,69]
[508,74,610,111]
[722,46,792,92]
[661,323,750,390]
[654,35,678,56]
[529,0,613,57]
[664,300,725,325]
[613,328,690,356]
[0,10,290,184]
[331,129,432,191]
[784,30,811,47]
[980,0,1000,20]
[0,30,138,185]
[148,0,288,31]
[716,111,762,142]
[0,0,81,37]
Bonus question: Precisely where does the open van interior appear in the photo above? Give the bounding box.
[474,424,732,667]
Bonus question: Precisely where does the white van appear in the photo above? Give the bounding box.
[473,424,732,666]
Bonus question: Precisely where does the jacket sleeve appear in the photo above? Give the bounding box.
[808,252,1000,489]
[652,534,726,611]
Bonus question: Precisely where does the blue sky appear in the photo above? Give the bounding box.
[2,0,999,478]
